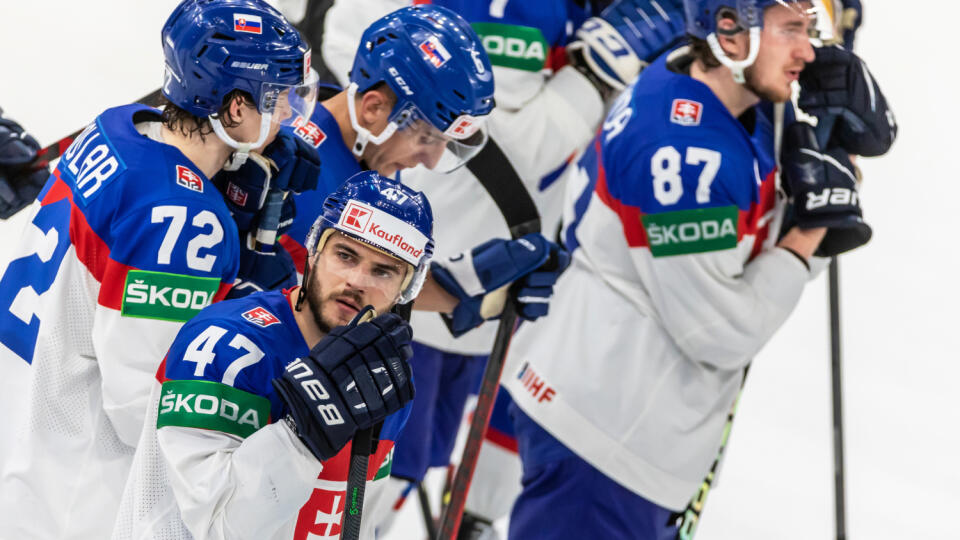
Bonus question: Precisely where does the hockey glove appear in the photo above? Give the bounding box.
[0,111,50,219]
[226,242,299,299]
[798,44,896,157]
[431,233,565,337]
[213,130,321,244]
[781,121,872,256]
[567,0,685,96]
[272,307,414,461]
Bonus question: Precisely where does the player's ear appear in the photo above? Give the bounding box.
[357,88,393,133]
[716,17,748,60]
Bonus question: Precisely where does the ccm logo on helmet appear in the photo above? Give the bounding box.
[337,200,428,265]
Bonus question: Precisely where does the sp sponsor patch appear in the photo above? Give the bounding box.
[292,116,326,148]
[226,182,248,206]
[641,206,739,257]
[121,270,221,322]
[176,165,203,193]
[234,14,262,34]
[670,99,703,126]
[242,306,280,327]
[419,36,451,68]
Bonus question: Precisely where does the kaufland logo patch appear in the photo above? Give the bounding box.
[292,116,326,148]
[242,307,280,327]
[336,200,428,266]
[671,99,703,126]
[341,202,372,234]
[443,114,482,140]
[304,49,312,81]
[234,14,262,34]
[176,165,203,193]
[419,36,452,68]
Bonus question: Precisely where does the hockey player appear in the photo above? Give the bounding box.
[501,0,889,537]
[0,1,321,538]
[319,0,686,535]
[112,171,429,540]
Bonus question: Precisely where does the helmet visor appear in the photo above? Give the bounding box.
[259,68,320,129]
[389,103,488,174]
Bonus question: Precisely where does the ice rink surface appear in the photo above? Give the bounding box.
[1,1,957,538]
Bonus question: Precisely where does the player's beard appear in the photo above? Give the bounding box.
[743,64,792,103]
[304,272,365,334]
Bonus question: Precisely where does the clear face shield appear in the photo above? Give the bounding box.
[311,230,412,310]
[389,104,488,174]
[212,67,320,169]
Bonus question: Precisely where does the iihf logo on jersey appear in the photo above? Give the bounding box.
[670,99,704,127]
[242,307,280,327]
[175,165,203,193]
[234,13,262,34]
[419,36,452,68]
[340,202,372,234]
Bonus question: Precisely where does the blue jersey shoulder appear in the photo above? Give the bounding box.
[287,103,362,247]
[598,53,772,214]
[164,289,308,418]
[56,104,239,279]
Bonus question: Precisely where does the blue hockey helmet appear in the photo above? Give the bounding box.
[304,171,435,305]
[346,5,495,172]
[683,0,816,82]
[161,0,319,163]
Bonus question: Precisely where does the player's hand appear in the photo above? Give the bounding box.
[781,122,872,257]
[226,241,299,299]
[272,307,414,461]
[431,233,568,337]
[567,0,685,97]
[798,45,896,157]
[511,242,570,321]
[212,130,320,237]
[0,111,49,219]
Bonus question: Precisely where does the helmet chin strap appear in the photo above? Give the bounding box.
[707,26,762,84]
[347,83,398,158]
[210,111,274,171]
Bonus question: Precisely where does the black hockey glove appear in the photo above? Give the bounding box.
[781,122,872,257]
[226,242,299,299]
[0,111,50,219]
[272,307,414,461]
[213,130,320,241]
[798,44,896,157]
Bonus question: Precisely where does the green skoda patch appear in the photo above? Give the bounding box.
[471,22,548,72]
[157,379,270,439]
[641,206,739,257]
[121,270,220,322]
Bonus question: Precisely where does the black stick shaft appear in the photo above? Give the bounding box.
[418,481,438,540]
[339,428,372,539]
[829,257,847,540]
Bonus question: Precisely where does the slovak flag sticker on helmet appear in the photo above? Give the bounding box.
[419,36,452,68]
[336,199,430,266]
[234,13,262,34]
[670,99,704,127]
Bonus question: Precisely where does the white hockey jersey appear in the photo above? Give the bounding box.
[321,0,604,355]
[504,52,823,511]
[0,106,238,539]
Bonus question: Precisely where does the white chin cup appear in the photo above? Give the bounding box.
[707,26,762,84]
[346,82,398,158]
[211,111,274,171]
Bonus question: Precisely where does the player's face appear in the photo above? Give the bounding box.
[363,120,447,177]
[305,232,408,331]
[745,2,816,103]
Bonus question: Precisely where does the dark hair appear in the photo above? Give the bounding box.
[688,36,723,70]
[160,89,256,140]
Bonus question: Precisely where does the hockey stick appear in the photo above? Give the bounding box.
[436,137,541,539]
[417,481,439,540]
[35,88,164,164]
